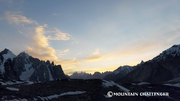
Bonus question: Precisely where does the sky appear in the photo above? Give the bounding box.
[0,0,180,75]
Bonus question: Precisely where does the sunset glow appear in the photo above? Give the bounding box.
[0,0,180,75]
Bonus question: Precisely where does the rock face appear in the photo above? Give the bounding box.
[117,45,180,84]
[103,65,134,81]
[0,49,66,81]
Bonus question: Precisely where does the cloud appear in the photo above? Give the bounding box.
[58,58,80,65]
[18,31,24,34]
[5,12,37,25]
[79,49,109,61]
[26,46,57,61]
[53,13,59,16]
[63,49,69,53]
[91,49,99,55]
[4,11,74,63]
[86,49,107,61]
[34,26,49,47]
[56,49,69,58]
[25,25,58,61]
[71,40,79,44]
[86,55,105,61]
[47,28,71,40]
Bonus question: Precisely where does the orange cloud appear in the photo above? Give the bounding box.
[25,25,57,61]
[86,55,106,61]
[80,49,109,61]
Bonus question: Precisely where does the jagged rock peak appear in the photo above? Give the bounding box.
[52,61,54,66]
[46,60,51,65]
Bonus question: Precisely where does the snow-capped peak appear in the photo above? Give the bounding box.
[153,44,180,61]
[162,45,180,56]
[0,48,16,73]
[113,65,133,75]
[0,48,16,61]
[0,48,16,60]
[18,51,30,58]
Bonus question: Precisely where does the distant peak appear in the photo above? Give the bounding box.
[18,51,30,57]
[3,48,10,52]
[19,51,26,54]
[4,48,9,51]
[140,60,144,64]
[0,48,13,55]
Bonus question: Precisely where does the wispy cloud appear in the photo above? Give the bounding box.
[58,58,80,65]
[5,12,37,25]
[79,49,109,61]
[86,55,106,61]
[47,28,71,41]
[63,49,69,53]
[91,49,99,55]
[57,49,69,58]
[87,49,110,61]
[52,13,59,16]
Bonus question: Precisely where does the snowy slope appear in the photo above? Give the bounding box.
[153,45,180,61]
[16,52,35,80]
[102,80,130,92]
[46,65,53,81]
[20,63,34,80]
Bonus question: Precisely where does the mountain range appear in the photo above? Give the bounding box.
[1,44,180,84]
[0,49,66,82]
[115,44,180,84]
[0,45,180,100]
[70,71,112,79]
[70,44,180,84]
[103,65,135,81]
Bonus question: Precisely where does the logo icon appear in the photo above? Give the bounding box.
[107,91,113,97]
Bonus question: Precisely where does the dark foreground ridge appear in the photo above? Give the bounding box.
[0,79,180,101]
